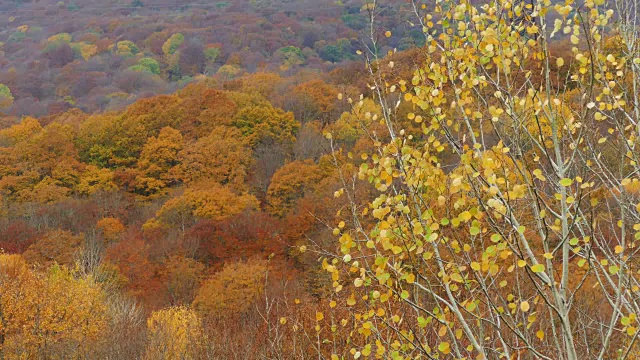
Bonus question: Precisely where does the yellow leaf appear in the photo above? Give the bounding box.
[406,273,415,284]
[531,264,545,273]
[556,57,564,67]
[438,342,451,354]
[438,325,447,337]
[520,301,530,312]
[347,294,356,306]
[316,312,324,321]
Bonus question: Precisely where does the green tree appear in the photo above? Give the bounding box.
[0,84,13,109]
[162,33,184,57]
[129,57,160,74]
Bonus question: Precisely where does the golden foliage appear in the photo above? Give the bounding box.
[144,306,206,360]
[0,255,108,359]
[96,217,125,243]
[177,126,251,190]
[193,259,268,317]
[266,160,326,217]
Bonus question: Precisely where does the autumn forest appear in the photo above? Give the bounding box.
[1,0,640,359]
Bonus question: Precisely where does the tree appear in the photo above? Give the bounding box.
[106,238,159,303]
[193,259,268,318]
[77,96,184,168]
[145,182,259,233]
[266,160,326,217]
[275,46,305,69]
[177,85,237,137]
[161,255,205,306]
[43,43,75,68]
[129,58,160,75]
[114,40,140,56]
[179,42,206,76]
[0,255,108,359]
[144,306,206,360]
[96,217,125,244]
[0,119,82,203]
[134,127,183,197]
[291,79,339,124]
[22,229,83,268]
[76,165,117,195]
[70,41,98,61]
[0,84,13,109]
[162,33,184,57]
[232,102,299,147]
[320,0,640,358]
[177,126,251,190]
[204,46,220,63]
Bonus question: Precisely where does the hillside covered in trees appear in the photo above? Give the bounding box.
[0,0,423,118]
[2,0,640,359]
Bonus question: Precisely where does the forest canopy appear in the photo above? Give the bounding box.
[2,0,640,359]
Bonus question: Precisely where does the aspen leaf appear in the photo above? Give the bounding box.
[466,301,477,312]
[347,295,356,306]
[531,264,545,273]
[560,178,573,187]
[609,265,620,275]
[578,259,587,268]
[438,325,447,336]
[520,301,530,312]
[417,316,428,328]
[438,342,451,354]
[406,273,415,284]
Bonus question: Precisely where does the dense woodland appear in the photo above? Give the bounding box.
[0,0,422,118]
[2,0,640,359]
